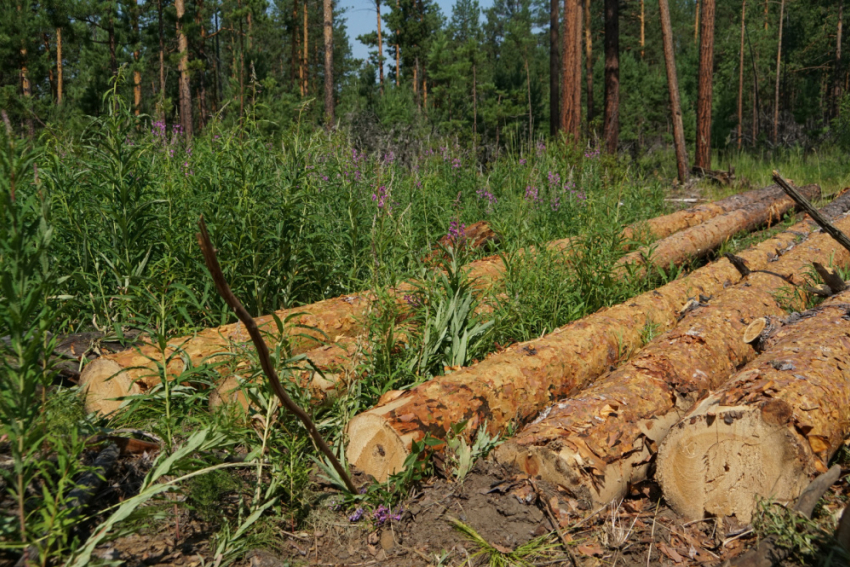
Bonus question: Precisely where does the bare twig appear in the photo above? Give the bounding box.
[530,481,578,567]
[196,217,357,494]
[773,171,850,256]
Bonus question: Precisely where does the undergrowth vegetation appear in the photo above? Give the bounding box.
[3,89,849,564]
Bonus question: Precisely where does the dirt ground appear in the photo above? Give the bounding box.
[92,455,849,567]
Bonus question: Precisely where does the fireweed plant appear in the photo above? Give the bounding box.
[0,89,707,561]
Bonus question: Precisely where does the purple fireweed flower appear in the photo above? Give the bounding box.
[349,507,365,522]
[519,158,527,166]
[403,294,422,308]
[383,151,396,165]
[447,220,466,247]
[547,171,561,186]
[372,186,390,209]
[452,157,461,169]
[524,185,540,204]
[584,147,600,159]
[551,195,561,212]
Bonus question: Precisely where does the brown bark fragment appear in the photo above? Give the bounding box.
[346,188,824,482]
[657,289,850,522]
[495,199,850,510]
[79,186,815,415]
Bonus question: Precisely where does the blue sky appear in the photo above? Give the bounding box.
[338,0,495,64]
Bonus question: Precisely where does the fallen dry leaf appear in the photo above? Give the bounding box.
[657,542,684,563]
[576,543,604,557]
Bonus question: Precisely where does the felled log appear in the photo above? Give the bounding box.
[345,186,826,482]
[212,185,818,414]
[494,197,850,510]
[656,288,850,522]
[424,220,501,264]
[79,184,814,415]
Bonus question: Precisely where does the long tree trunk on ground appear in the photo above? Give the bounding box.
[834,0,844,117]
[323,0,334,127]
[176,0,193,137]
[738,0,746,149]
[550,0,560,136]
[158,0,165,116]
[773,0,785,144]
[584,0,594,129]
[658,286,850,522]
[376,0,384,94]
[497,189,850,512]
[56,27,63,104]
[695,0,715,170]
[78,185,806,415]
[343,190,820,482]
[603,0,619,153]
[659,0,689,183]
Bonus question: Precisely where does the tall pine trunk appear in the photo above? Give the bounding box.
[56,27,63,104]
[561,0,580,140]
[376,0,384,94]
[659,0,688,183]
[158,0,165,118]
[44,34,55,100]
[176,0,193,136]
[550,0,560,136]
[585,0,594,129]
[773,0,785,145]
[694,0,699,44]
[834,0,844,117]
[737,0,746,149]
[196,0,208,129]
[603,0,619,154]
[108,14,117,77]
[303,0,309,95]
[134,0,142,115]
[640,0,645,59]
[695,0,715,170]
[323,0,334,127]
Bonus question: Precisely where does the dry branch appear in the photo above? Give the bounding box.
[774,171,850,256]
[345,187,827,482]
[656,289,850,522]
[80,185,808,415]
[494,199,850,511]
[196,217,357,494]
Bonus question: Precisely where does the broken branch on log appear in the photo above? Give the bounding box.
[774,171,850,255]
[656,289,850,522]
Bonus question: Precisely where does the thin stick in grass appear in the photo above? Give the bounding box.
[196,216,358,494]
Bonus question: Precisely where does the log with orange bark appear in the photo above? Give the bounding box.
[493,192,850,511]
[208,185,813,412]
[345,185,826,482]
[79,184,814,415]
[656,287,850,522]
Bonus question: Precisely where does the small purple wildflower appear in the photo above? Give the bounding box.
[451,157,461,169]
[447,221,466,247]
[372,186,389,209]
[349,507,365,522]
[584,147,601,159]
[519,158,527,166]
[403,294,422,308]
[524,185,541,204]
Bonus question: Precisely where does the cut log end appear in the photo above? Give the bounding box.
[656,405,813,522]
[345,414,409,482]
[79,358,141,416]
[742,317,768,344]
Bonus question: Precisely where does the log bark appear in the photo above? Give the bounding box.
[656,288,850,522]
[345,187,822,482]
[658,0,689,184]
[79,185,817,415]
[495,192,850,511]
[695,0,715,169]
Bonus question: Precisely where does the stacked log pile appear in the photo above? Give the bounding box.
[345,186,826,481]
[493,193,850,511]
[656,287,850,522]
[82,185,808,415]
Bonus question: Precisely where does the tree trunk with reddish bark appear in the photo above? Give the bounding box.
[737,0,746,149]
[550,0,560,137]
[695,0,715,169]
[323,0,334,128]
[344,188,820,482]
[658,0,688,183]
[377,0,384,94]
[176,0,193,137]
[584,0,594,129]
[603,0,619,153]
[496,191,850,512]
[56,27,63,104]
[658,287,850,522]
[773,0,785,145]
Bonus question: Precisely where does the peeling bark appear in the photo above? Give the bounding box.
[657,287,850,522]
[345,187,824,482]
[495,192,850,511]
[79,186,813,416]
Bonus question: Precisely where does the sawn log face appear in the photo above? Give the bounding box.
[346,187,825,482]
[656,289,850,522]
[494,205,850,511]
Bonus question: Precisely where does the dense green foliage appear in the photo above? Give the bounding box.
[1,0,848,154]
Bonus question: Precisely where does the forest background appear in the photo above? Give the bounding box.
[2,0,849,163]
